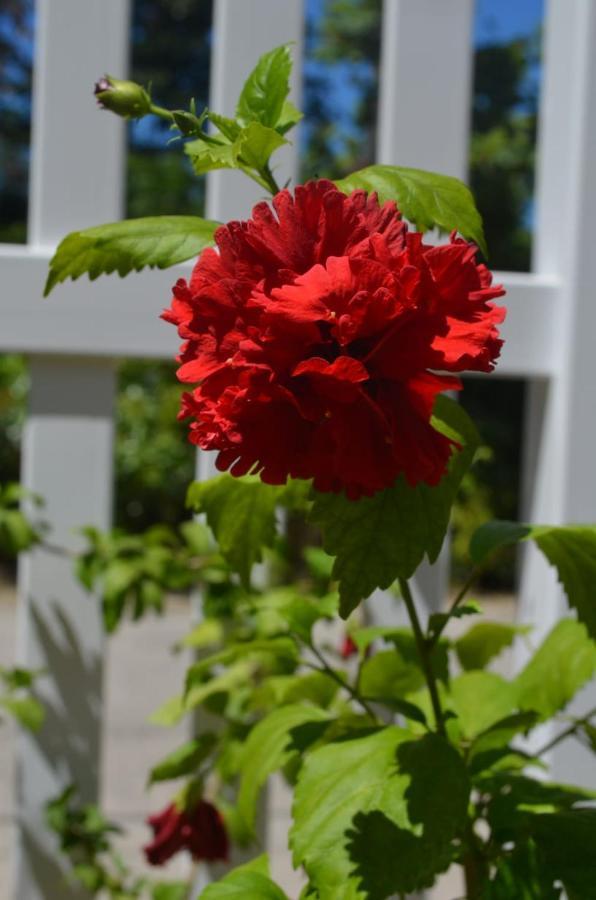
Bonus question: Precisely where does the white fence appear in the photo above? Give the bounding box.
[1,0,595,897]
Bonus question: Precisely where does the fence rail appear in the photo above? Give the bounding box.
[1,1,595,897]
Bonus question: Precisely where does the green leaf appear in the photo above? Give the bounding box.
[237,122,287,170]
[470,521,596,640]
[254,588,338,642]
[353,626,449,682]
[335,164,488,257]
[236,44,293,128]
[152,884,188,900]
[184,139,240,175]
[277,99,303,134]
[455,621,529,671]
[208,110,242,142]
[238,704,332,832]
[428,600,482,637]
[469,520,531,565]
[450,671,518,739]
[529,808,596,897]
[177,618,224,651]
[311,395,479,616]
[515,619,596,719]
[467,712,540,775]
[0,695,44,731]
[531,525,596,640]
[148,733,217,785]
[44,216,219,296]
[187,475,280,587]
[202,855,289,900]
[359,651,425,703]
[150,660,254,727]
[290,729,469,897]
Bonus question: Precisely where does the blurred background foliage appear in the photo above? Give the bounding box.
[0,0,540,587]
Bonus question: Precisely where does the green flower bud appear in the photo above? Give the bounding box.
[93,74,152,119]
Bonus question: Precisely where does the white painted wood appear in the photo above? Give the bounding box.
[377,0,474,180]
[13,1,129,897]
[518,0,596,783]
[206,0,304,222]
[15,357,115,900]
[28,0,129,246]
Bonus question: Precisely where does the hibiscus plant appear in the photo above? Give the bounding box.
[33,44,596,899]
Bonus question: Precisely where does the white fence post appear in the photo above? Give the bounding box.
[375,0,474,623]
[518,0,596,781]
[14,1,129,897]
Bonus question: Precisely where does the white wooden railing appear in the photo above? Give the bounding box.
[1,1,595,897]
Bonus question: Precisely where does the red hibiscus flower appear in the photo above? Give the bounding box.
[163,180,505,499]
[144,799,228,866]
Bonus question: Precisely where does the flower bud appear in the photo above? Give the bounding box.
[93,74,152,119]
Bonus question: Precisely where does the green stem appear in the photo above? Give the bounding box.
[535,705,596,757]
[462,822,489,900]
[261,163,281,194]
[427,562,485,648]
[398,578,446,736]
[149,102,175,123]
[305,643,379,722]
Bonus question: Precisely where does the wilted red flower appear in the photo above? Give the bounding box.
[340,635,359,659]
[163,180,505,499]
[144,800,228,866]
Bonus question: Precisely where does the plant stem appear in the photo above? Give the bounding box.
[462,822,489,900]
[398,578,446,736]
[535,705,596,756]
[305,643,379,722]
[427,563,485,648]
[149,102,175,123]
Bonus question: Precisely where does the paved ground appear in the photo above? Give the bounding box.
[0,578,516,898]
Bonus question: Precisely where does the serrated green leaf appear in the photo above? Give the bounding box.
[184,138,240,175]
[470,521,596,640]
[450,671,518,739]
[310,395,479,617]
[148,733,217,785]
[455,621,529,671]
[531,526,596,640]
[208,110,242,142]
[44,216,219,296]
[290,729,469,898]
[236,44,293,128]
[515,619,596,719]
[335,164,487,257]
[238,704,332,833]
[187,475,280,587]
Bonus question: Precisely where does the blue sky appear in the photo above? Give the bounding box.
[474,0,543,45]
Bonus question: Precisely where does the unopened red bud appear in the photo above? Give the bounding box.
[93,74,151,119]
